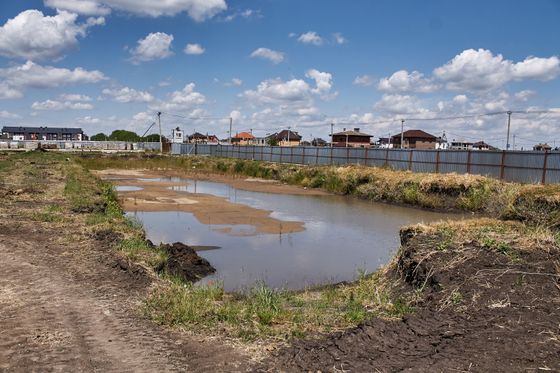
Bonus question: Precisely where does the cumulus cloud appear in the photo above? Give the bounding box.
[242,79,310,104]
[102,87,154,103]
[297,31,323,46]
[44,0,111,15]
[378,70,439,93]
[184,43,205,55]
[433,48,560,90]
[0,61,106,99]
[224,78,242,87]
[31,99,94,110]
[44,0,227,21]
[453,94,469,104]
[353,75,375,87]
[150,83,206,111]
[514,90,536,102]
[306,69,334,98]
[374,94,429,115]
[0,10,105,61]
[59,93,92,101]
[129,32,174,64]
[76,115,102,124]
[250,47,285,64]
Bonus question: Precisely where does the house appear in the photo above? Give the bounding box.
[473,141,494,150]
[231,131,255,145]
[449,141,474,150]
[1,126,84,141]
[188,132,219,144]
[311,138,328,147]
[253,136,267,146]
[271,130,302,146]
[171,127,184,143]
[533,143,552,151]
[391,129,437,149]
[377,137,393,149]
[331,128,372,148]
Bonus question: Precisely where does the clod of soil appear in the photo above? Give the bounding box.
[160,242,216,283]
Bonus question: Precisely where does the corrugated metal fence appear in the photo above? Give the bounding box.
[172,144,560,184]
[0,140,161,151]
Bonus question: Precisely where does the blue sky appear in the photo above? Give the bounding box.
[1,0,559,148]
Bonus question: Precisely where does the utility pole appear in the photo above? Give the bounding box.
[330,123,334,147]
[229,117,232,145]
[287,126,291,145]
[157,111,162,153]
[400,119,405,149]
[506,111,512,150]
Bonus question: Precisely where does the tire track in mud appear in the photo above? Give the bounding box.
[0,232,249,372]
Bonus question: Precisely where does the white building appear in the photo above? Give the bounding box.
[171,127,184,143]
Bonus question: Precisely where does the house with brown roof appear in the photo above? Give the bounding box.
[271,129,302,146]
[188,132,219,144]
[330,128,372,148]
[391,129,437,149]
[231,131,255,145]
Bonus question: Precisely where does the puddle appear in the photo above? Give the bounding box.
[120,176,458,291]
[115,185,144,192]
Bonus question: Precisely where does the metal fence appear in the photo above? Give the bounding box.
[172,144,560,184]
[0,140,161,152]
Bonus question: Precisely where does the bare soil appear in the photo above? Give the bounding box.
[262,224,560,372]
[159,242,216,282]
[0,161,250,372]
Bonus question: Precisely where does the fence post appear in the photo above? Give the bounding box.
[500,150,506,180]
[290,146,294,164]
[385,148,389,167]
[408,150,413,171]
[467,150,472,174]
[302,146,306,165]
[364,147,369,167]
[346,146,350,165]
[435,150,440,173]
[541,151,549,184]
[316,147,319,165]
[330,146,334,165]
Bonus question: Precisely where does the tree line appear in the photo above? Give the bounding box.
[90,130,166,142]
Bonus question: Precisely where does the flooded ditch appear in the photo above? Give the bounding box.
[101,170,458,291]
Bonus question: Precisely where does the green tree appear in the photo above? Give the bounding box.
[266,137,279,146]
[143,134,166,142]
[108,130,141,142]
[90,133,109,141]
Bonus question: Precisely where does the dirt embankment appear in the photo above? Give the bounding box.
[0,153,250,372]
[264,220,560,372]
[158,242,216,282]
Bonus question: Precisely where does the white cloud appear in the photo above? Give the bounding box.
[44,0,227,21]
[378,70,438,93]
[76,115,101,124]
[60,93,92,101]
[184,43,205,55]
[0,61,106,99]
[150,83,206,111]
[0,10,105,61]
[453,94,469,104]
[250,48,285,64]
[31,99,94,110]
[44,0,111,15]
[242,78,310,104]
[433,49,560,90]
[297,31,323,46]
[221,8,261,22]
[102,87,154,103]
[374,94,429,115]
[306,69,333,97]
[129,32,174,64]
[224,78,242,87]
[514,90,536,102]
[353,75,374,87]
[0,110,21,119]
[333,32,346,45]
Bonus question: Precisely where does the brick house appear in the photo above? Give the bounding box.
[391,129,437,149]
[331,128,372,148]
[231,131,255,145]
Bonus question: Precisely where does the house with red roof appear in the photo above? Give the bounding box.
[231,131,255,145]
[391,129,438,149]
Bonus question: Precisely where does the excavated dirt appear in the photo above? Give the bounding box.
[263,225,560,372]
[158,242,216,283]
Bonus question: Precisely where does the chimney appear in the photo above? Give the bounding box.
[354,128,360,132]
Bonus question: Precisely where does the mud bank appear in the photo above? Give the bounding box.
[263,219,560,371]
[157,242,216,283]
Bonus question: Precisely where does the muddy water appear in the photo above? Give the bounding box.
[124,177,457,291]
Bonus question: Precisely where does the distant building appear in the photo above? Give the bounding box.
[1,126,84,141]
[274,129,302,146]
[231,131,255,145]
[473,141,494,151]
[331,128,372,148]
[253,136,267,146]
[311,138,328,147]
[533,143,552,151]
[391,129,437,149]
[377,137,393,149]
[449,141,474,150]
[188,132,218,144]
[171,127,184,143]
